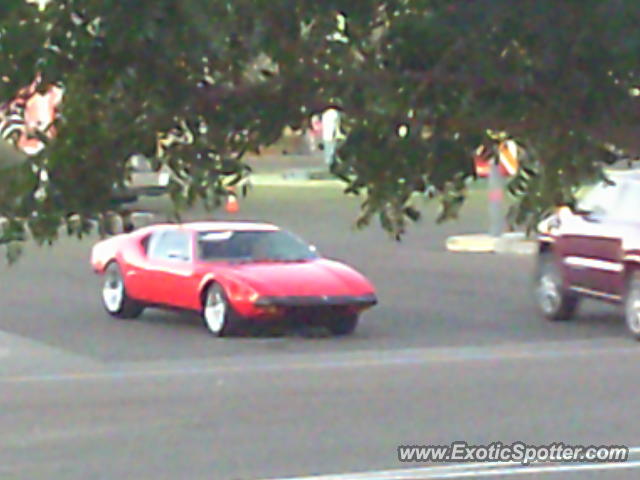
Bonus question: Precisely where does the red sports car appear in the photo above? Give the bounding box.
[90,221,377,336]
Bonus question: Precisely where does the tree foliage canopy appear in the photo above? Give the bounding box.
[1,0,640,252]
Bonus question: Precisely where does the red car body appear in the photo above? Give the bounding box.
[534,170,640,339]
[91,221,377,335]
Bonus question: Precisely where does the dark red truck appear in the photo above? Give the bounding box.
[535,170,640,339]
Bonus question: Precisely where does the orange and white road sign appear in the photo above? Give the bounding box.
[498,140,519,176]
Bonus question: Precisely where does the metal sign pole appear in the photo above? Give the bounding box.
[488,158,504,237]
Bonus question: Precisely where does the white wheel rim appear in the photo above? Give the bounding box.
[103,268,124,313]
[538,272,561,315]
[627,291,640,334]
[204,290,226,333]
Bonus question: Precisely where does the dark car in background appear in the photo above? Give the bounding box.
[534,170,640,339]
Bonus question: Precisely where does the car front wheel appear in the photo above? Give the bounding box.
[102,262,145,319]
[202,284,240,337]
[534,253,579,321]
[624,272,640,341]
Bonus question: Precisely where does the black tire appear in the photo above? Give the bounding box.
[101,262,145,319]
[534,252,579,321]
[326,312,359,336]
[201,283,241,337]
[624,272,640,341]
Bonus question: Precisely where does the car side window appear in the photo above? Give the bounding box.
[614,181,640,223]
[576,180,623,217]
[147,230,192,262]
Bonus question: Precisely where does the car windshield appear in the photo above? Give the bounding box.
[197,230,319,262]
[575,179,621,215]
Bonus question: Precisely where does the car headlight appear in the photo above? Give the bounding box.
[225,279,260,303]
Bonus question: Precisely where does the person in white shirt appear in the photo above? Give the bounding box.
[321,107,341,169]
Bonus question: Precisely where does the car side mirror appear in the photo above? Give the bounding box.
[573,206,605,222]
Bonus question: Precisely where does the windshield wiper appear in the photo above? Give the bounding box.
[226,257,256,264]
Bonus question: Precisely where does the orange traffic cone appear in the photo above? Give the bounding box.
[225,187,239,213]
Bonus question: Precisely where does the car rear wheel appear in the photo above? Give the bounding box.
[624,272,640,341]
[202,284,240,337]
[326,312,359,336]
[102,262,145,319]
[535,253,579,321]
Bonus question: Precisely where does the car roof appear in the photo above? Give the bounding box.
[137,221,280,235]
[604,169,640,183]
[186,221,279,232]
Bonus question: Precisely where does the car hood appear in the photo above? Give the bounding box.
[219,258,375,297]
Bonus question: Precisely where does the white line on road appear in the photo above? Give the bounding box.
[262,455,640,480]
[428,461,640,478]
[262,461,520,480]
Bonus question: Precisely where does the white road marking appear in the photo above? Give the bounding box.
[261,462,520,480]
[430,461,640,478]
[1,340,640,384]
[260,448,640,480]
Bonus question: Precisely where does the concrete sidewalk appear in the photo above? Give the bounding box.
[248,173,342,187]
[446,232,537,255]
[243,153,343,186]
[245,153,326,175]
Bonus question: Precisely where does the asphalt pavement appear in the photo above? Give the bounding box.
[1,180,639,479]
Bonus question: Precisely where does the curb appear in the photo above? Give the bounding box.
[446,232,537,255]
